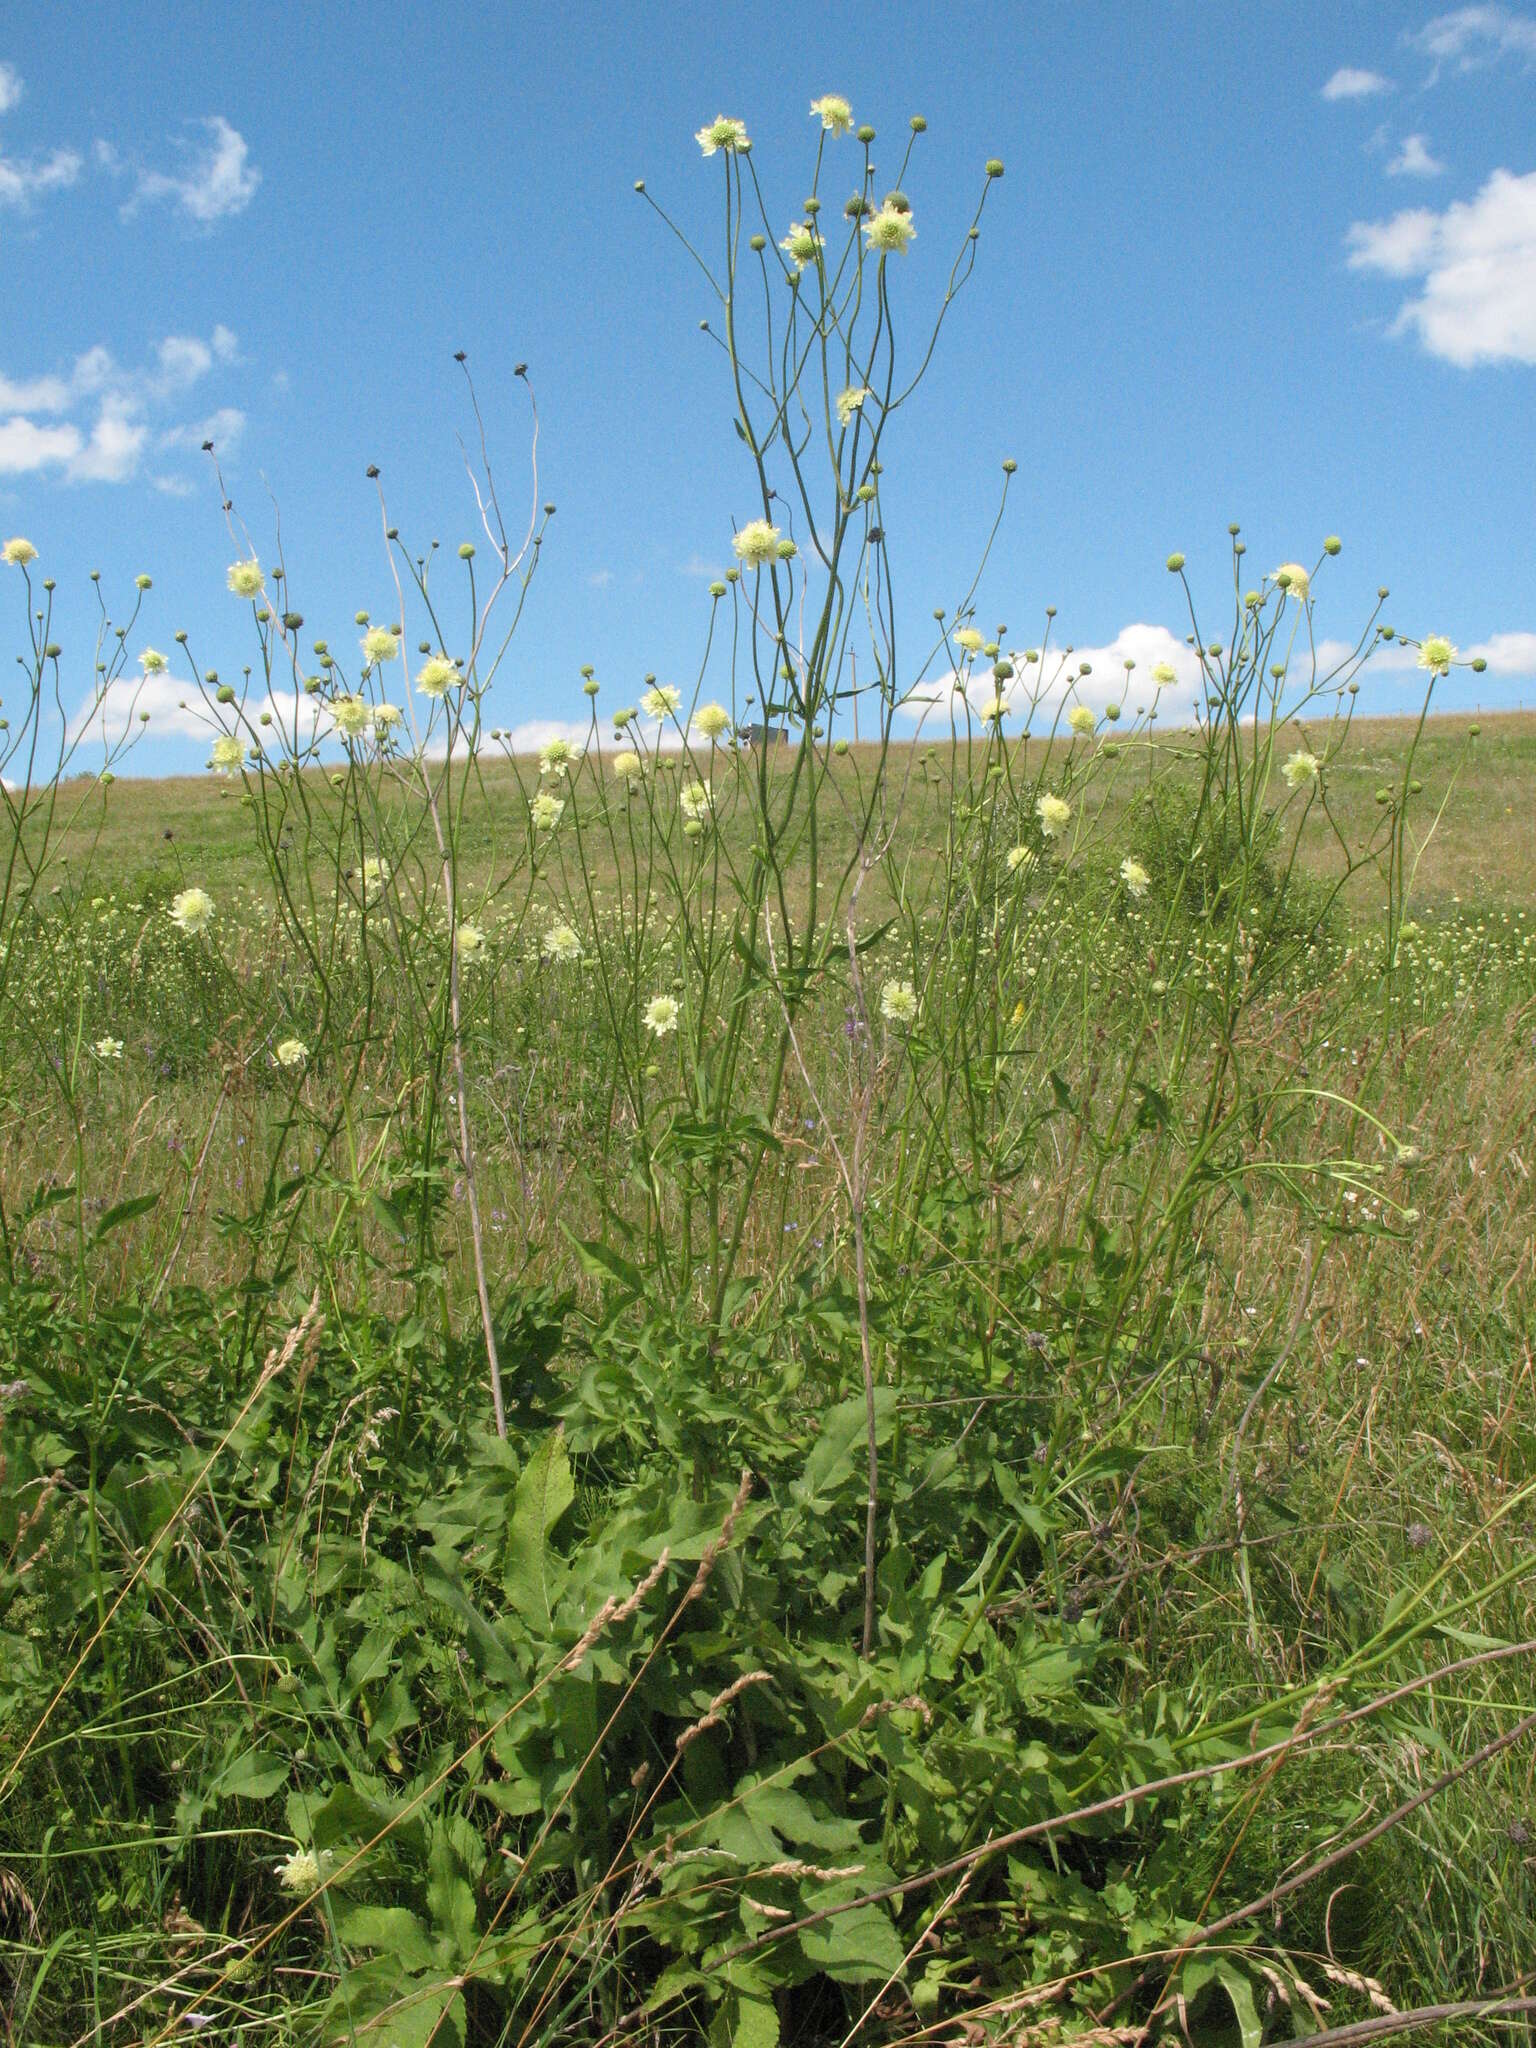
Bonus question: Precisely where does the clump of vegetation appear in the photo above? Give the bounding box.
[2,94,1533,2048]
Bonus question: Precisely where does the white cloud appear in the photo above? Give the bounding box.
[0,142,80,208]
[587,568,613,589]
[1388,133,1446,177]
[68,672,210,750]
[1347,168,1536,364]
[0,329,242,485]
[1412,6,1536,74]
[1323,66,1393,99]
[0,62,81,210]
[499,718,592,756]
[0,415,82,473]
[130,116,259,225]
[1465,629,1536,673]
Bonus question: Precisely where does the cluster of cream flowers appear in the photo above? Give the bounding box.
[1036,793,1072,839]
[880,979,918,1026]
[644,994,680,1036]
[169,887,215,935]
[2,536,38,567]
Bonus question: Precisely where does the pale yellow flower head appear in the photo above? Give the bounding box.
[693,701,731,741]
[810,94,854,134]
[642,683,681,719]
[331,694,371,738]
[530,791,565,831]
[539,735,580,777]
[226,559,264,598]
[2,537,37,567]
[372,703,403,731]
[139,647,169,675]
[359,855,390,901]
[644,993,680,1036]
[835,385,869,426]
[954,627,984,655]
[880,979,918,1025]
[780,220,824,268]
[1120,856,1151,899]
[1150,662,1177,686]
[276,1848,333,1897]
[1068,705,1097,737]
[1036,792,1072,839]
[611,748,642,779]
[1273,563,1311,602]
[1006,844,1035,875]
[210,734,245,773]
[542,922,582,964]
[696,115,749,157]
[864,206,916,254]
[169,886,215,935]
[1281,747,1320,789]
[362,626,400,664]
[95,1035,123,1060]
[731,520,781,568]
[274,1037,308,1069]
[1417,635,1456,675]
[456,922,486,960]
[416,654,460,698]
[680,778,714,822]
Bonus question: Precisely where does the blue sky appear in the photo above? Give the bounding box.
[2,0,1534,773]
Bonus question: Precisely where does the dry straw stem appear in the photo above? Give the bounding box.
[0,1290,324,1804]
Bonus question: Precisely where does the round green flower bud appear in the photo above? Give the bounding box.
[844,194,868,219]
[910,114,927,132]
[255,608,271,624]
[1375,787,1392,805]
[1471,657,1487,673]
[1105,703,1121,721]
[857,124,876,143]
[174,629,188,644]
[1002,457,1017,474]
[1468,723,1480,737]
[1409,777,1423,793]
[44,642,61,659]
[709,580,726,598]
[683,819,704,839]
[583,678,600,697]
[883,189,911,214]
[458,542,475,559]
[1324,535,1342,555]
[749,232,766,252]
[100,770,114,785]
[330,772,345,788]
[833,737,849,755]
[282,612,303,631]
[776,537,797,558]
[985,158,1004,178]
[1078,660,1092,676]
[803,196,821,215]
[1380,626,1395,641]
[992,658,1014,681]
[633,179,645,193]
[355,610,369,626]
[1245,590,1262,608]
[216,683,236,704]
[1166,553,1185,572]
[304,676,322,694]
[135,574,152,590]
[1102,743,1120,758]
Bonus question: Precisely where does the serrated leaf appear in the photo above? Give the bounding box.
[505,1425,574,1627]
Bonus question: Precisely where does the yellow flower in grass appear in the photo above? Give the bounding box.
[642,683,681,719]
[95,1035,123,1060]
[276,1848,333,1896]
[1006,844,1035,875]
[1120,856,1151,899]
[611,748,642,780]
[1068,704,1096,737]
[359,855,390,901]
[530,791,565,831]
[1036,792,1072,839]
[542,923,582,964]
[1281,748,1320,790]
[168,887,215,935]
[693,702,731,741]
[539,735,580,777]
[680,779,714,823]
[209,734,245,773]
[644,994,680,1036]
[880,979,918,1025]
[455,922,486,962]
[274,1037,308,1069]
[362,626,400,665]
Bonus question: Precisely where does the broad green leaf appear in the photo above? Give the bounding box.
[505,1425,574,1627]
